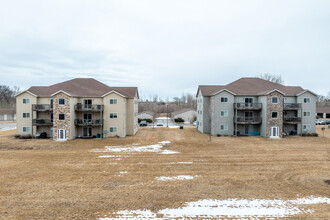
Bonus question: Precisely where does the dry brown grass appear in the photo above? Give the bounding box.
[0,121,15,124]
[0,126,329,219]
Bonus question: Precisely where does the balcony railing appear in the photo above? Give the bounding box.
[32,104,53,111]
[74,119,103,126]
[234,117,262,124]
[283,103,301,110]
[234,103,262,110]
[283,117,301,124]
[74,104,104,111]
[32,119,53,126]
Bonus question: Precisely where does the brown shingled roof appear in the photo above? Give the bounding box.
[198,77,307,96]
[27,78,138,98]
[317,106,330,113]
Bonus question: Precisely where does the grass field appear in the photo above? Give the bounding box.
[0,126,329,219]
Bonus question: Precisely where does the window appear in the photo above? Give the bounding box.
[59,98,65,105]
[221,97,228,102]
[110,113,118,118]
[220,124,228,130]
[303,112,311,117]
[23,98,30,104]
[83,99,92,108]
[110,127,117,132]
[23,113,30,118]
[271,112,278,118]
[59,114,65,120]
[220,110,228,117]
[23,127,30,132]
[304,98,311,103]
[303,124,310,131]
[272,97,278,103]
[110,99,117,104]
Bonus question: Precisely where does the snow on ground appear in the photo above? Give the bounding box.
[155,175,195,181]
[91,141,179,155]
[168,125,179,128]
[169,162,193,164]
[98,155,117,158]
[0,123,16,132]
[100,196,330,219]
[0,126,16,131]
[116,171,127,176]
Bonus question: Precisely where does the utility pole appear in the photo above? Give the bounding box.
[167,104,169,127]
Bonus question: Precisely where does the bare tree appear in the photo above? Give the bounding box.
[258,73,284,85]
[0,85,20,106]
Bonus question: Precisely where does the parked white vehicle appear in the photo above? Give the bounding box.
[156,120,164,126]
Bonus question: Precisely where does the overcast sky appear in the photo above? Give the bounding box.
[0,0,329,99]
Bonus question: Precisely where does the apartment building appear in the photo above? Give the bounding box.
[16,78,139,140]
[196,78,316,138]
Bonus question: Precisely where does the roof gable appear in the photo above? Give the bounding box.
[26,78,138,98]
[198,77,308,97]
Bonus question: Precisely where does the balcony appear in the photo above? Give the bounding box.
[74,119,103,126]
[32,104,53,111]
[234,117,262,124]
[33,119,53,126]
[234,103,262,110]
[283,103,301,110]
[283,117,301,124]
[74,104,104,112]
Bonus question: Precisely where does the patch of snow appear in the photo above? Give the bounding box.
[98,155,117,158]
[169,162,193,164]
[168,125,180,128]
[155,175,195,181]
[91,142,179,155]
[116,171,128,176]
[159,150,179,154]
[100,196,330,219]
[0,127,16,131]
[158,141,171,145]
[155,117,171,120]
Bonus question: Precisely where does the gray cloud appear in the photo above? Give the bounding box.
[0,0,329,99]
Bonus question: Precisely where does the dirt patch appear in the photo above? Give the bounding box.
[0,127,329,219]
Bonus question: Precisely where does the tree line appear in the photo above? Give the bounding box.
[0,85,20,107]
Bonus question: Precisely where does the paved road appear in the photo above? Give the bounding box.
[146,117,194,128]
[0,123,16,131]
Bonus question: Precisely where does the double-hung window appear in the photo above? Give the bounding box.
[110,113,118,118]
[110,99,117,104]
[221,97,228,102]
[23,99,30,104]
[23,113,30,118]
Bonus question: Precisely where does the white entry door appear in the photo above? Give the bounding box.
[270,127,279,138]
[58,129,66,140]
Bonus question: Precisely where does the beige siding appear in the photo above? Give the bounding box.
[103,93,126,138]
[16,92,37,136]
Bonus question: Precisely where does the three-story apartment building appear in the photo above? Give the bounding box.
[16,78,139,140]
[196,78,316,138]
